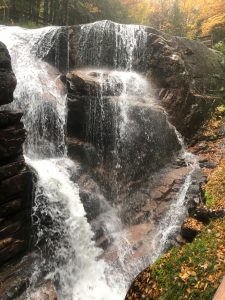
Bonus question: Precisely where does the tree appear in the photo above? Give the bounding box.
[44,0,49,25]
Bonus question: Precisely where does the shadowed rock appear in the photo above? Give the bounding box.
[0,42,17,105]
[0,43,33,292]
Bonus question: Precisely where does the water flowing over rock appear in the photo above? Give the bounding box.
[0,26,128,300]
[37,20,225,137]
[0,20,223,300]
[67,69,181,189]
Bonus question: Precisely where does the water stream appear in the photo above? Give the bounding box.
[0,22,197,300]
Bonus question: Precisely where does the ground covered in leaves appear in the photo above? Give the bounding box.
[125,217,225,300]
[205,157,225,209]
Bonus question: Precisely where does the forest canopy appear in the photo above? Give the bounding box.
[122,0,225,40]
[0,0,129,26]
[0,0,225,42]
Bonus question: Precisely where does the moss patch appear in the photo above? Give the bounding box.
[205,157,225,209]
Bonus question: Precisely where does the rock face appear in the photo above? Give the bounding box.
[0,42,17,105]
[144,32,225,138]
[0,43,33,270]
[66,69,181,189]
[65,70,195,260]
[37,21,225,138]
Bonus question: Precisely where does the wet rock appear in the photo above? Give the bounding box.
[191,206,225,223]
[92,220,112,250]
[200,161,217,169]
[0,237,26,264]
[0,254,34,300]
[185,168,207,212]
[0,43,33,280]
[0,199,22,218]
[0,212,28,239]
[79,190,102,221]
[67,69,181,186]
[0,42,17,105]
[67,97,86,139]
[67,137,99,168]
[20,282,58,300]
[0,111,23,129]
[67,70,102,95]
[95,234,110,250]
[0,155,25,181]
[34,26,69,72]
[148,36,225,137]
[0,122,26,160]
[0,170,31,204]
[175,233,187,245]
[67,70,123,97]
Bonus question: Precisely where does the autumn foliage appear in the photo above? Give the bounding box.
[121,0,225,38]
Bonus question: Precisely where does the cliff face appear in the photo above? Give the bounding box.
[143,31,225,138]
[0,42,32,267]
[37,21,225,139]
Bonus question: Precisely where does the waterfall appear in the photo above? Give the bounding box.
[150,149,199,262]
[76,20,147,70]
[0,21,197,300]
[0,26,126,299]
[0,26,66,159]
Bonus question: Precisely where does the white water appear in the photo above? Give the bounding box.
[29,158,124,300]
[151,149,198,261]
[77,20,147,70]
[0,26,126,299]
[0,22,197,300]
[82,68,153,152]
[0,26,66,158]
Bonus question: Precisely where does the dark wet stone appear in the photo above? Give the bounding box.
[0,42,17,105]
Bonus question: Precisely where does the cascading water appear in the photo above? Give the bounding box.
[0,26,66,158]
[0,21,197,300]
[151,150,199,262]
[0,26,126,299]
[77,20,147,70]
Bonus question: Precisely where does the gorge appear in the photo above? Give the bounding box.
[0,20,224,300]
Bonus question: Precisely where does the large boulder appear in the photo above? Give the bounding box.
[36,21,225,138]
[144,31,225,137]
[66,69,181,186]
[0,42,17,105]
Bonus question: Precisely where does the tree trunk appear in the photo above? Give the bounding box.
[36,0,41,24]
[53,0,59,25]
[64,0,69,25]
[49,0,54,23]
[44,0,49,25]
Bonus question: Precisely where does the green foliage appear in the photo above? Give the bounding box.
[167,0,186,36]
[214,41,225,66]
[214,41,225,55]
[150,219,224,299]
[0,0,130,27]
[205,157,225,208]
[205,190,215,207]
[216,104,225,114]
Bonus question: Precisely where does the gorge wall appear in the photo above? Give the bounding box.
[0,41,33,294]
